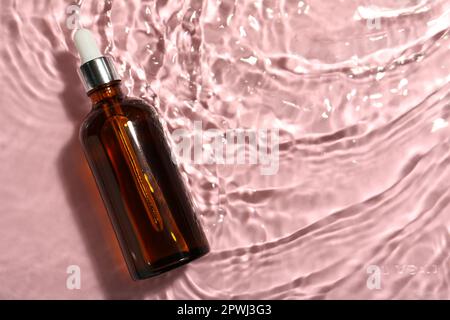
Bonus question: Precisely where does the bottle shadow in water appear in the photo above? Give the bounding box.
[54,51,184,299]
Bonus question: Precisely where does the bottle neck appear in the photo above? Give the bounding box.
[88,80,124,108]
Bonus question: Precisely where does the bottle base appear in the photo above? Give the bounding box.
[132,245,210,280]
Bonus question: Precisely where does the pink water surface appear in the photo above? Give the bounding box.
[1,0,450,299]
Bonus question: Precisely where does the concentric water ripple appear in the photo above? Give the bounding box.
[0,0,449,299]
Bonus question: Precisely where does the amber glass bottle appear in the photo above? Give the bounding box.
[80,81,209,280]
[75,29,209,280]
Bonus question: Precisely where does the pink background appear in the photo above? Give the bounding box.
[0,0,449,299]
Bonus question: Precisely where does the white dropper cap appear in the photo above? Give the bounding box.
[74,29,102,64]
[74,29,120,92]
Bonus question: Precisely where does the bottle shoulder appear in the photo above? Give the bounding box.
[79,97,160,141]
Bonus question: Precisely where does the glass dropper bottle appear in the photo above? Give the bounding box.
[74,29,210,280]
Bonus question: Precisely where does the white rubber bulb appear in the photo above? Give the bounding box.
[74,29,102,64]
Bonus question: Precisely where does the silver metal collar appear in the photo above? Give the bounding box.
[79,56,120,92]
